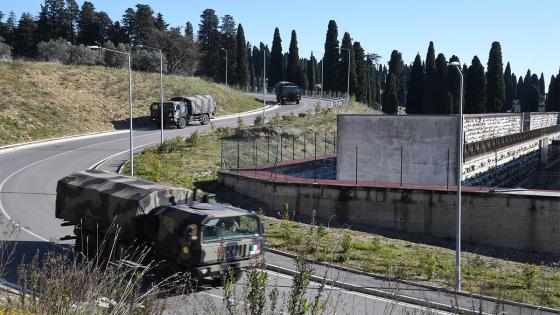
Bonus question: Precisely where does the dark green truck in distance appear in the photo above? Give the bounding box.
[274,81,301,104]
[150,94,217,129]
[55,170,264,283]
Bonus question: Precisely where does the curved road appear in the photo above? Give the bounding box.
[1,95,444,314]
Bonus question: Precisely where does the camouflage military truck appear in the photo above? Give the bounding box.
[55,170,264,283]
[150,95,217,129]
[274,81,301,105]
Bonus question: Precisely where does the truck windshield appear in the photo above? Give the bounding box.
[283,86,300,94]
[202,215,260,243]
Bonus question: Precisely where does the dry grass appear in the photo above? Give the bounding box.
[0,61,262,146]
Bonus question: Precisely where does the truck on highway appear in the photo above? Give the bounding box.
[55,170,264,283]
[274,81,301,105]
[150,95,217,129]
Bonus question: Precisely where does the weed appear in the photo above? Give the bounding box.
[418,251,437,280]
[521,264,540,289]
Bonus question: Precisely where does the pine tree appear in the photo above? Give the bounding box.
[185,21,193,41]
[285,30,299,84]
[133,4,155,45]
[406,53,424,114]
[77,1,96,44]
[235,24,249,87]
[154,13,167,31]
[37,0,73,42]
[465,56,486,113]
[352,42,366,102]
[197,9,220,79]
[307,52,318,93]
[435,53,451,114]
[269,27,283,86]
[94,11,112,44]
[339,32,357,96]
[504,62,514,111]
[422,41,437,114]
[108,21,128,44]
[121,7,136,43]
[448,55,461,114]
[65,0,79,43]
[323,20,340,92]
[13,12,38,58]
[486,41,505,112]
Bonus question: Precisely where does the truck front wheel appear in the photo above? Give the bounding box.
[201,114,210,125]
[177,118,187,129]
[154,260,182,285]
[211,268,243,286]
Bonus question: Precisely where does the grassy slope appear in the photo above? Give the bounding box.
[128,101,560,308]
[0,61,262,146]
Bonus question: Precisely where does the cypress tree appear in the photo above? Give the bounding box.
[546,75,556,111]
[197,9,220,79]
[307,52,318,92]
[435,53,451,114]
[235,24,249,87]
[13,12,37,58]
[383,74,398,114]
[352,42,367,102]
[219,15,237,85]
[539,73,546,96]
[465,56,486,113]
[269,27,283,86]
[526,84,540,112]
[185,21,193,41]
[511,73,518,101]
[504,62,514,111]
[531,74,539,90]
[296,59,308,90]
[517,77,524,110]
[486,41,505,112]
[422,41,437,114]
[323,20,340,92]
[285,30,299,84]
[406,53,424,114]
[448,55,461,114]
[340,32,357,95]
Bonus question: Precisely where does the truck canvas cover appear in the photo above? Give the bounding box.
[55,170,192,238]
[169,95,216,115]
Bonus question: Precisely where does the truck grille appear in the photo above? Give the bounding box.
[226,244,247,258]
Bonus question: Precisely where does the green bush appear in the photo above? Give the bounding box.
[521,264,540,289]
[418,252,437,280]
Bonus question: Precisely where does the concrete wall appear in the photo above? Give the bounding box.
[463,113,522,143]
[219,172,560,254]
[530,112,560,130]
[336,115,458,186]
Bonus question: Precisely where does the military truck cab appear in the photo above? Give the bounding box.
[274,81,302,105]
[150,94,217,129]
[151,203,265,280]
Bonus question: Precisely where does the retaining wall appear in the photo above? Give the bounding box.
[219,171,560,254]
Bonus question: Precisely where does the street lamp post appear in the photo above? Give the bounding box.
[220,48,228,88]
[133,44,164,145]
[262,50,266,119]
[340,47,350,98]
[88,45,135,176]
[449,61,463,292]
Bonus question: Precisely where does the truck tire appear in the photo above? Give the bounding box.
[281,100,285,105]
[177,118,187,129]
[155,260,182,285]
[211,268,243,286]
[296,100,300,104]
[201,114,210,125]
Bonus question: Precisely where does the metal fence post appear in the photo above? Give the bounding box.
[447,147,450,190]
[333,131,336,154]
[400,146,403,188]
[267,136,270,164]
[314,132,317,183]
[324,131,327,155]
[303,134,306,158]
[280,134,283,162]
[355,146,358,186]
[254,137,257,177]
[334,131,337,154]
[220,138,224,171]
[237,136,240,174]
[292,135,295,160]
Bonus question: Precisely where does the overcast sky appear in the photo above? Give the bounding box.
[2,0,559,88]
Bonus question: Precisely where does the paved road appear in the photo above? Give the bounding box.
[0,94,555,314]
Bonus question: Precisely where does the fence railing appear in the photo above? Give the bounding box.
[220,132,337,173]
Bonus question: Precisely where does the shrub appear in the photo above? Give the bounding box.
[68,44,104,66]
[186,131,208,147]
[253,114,264,125]
[37,38,71,63]
[521,264,540,289]
[341,232,352,254]
[0,40,13,61]
[418,252,437,280]
[103,41,128,68]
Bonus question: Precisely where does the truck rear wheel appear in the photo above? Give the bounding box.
[201,114,210,125]
[177,118,187,129]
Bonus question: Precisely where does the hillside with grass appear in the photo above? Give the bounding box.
[0,61,262,146]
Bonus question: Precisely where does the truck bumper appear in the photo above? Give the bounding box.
[193,258,253,278]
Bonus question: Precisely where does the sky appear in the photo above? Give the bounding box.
[1,0,559,87]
